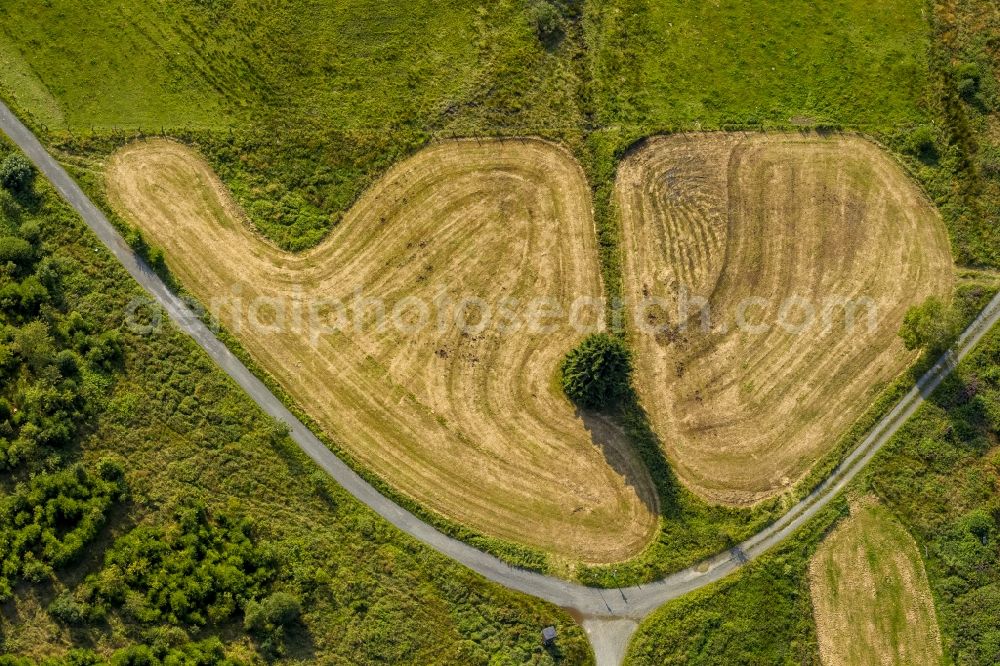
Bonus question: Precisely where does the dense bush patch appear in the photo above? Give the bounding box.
[64,501,280,626]
[0,461,126,600]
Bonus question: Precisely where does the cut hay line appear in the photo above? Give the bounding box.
[106,138,658,563]
[809,500,943,665]
[617,134,954,504]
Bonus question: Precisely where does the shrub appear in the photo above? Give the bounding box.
[530,1,562,44]
[244,591,301,657]
[244,591,301,634]
[17,220,41,244]
[56,349,80,377]
[15,275,49,313]
[22,556,54,583]
[86,330,124,370]
[979,143,1000,180]
[0,236,33,269]
[14,320,55,370]
[560,332,633,409]
[0,190,19,221]
[49,592,91,625]
[0,153,35,193]
[905,125,938,162]
[955,62,982,101]
[0,461,127,599]
[82,501,278,628]
[97,456,126,482]
[899,295,959,353]
[57,637,241,666]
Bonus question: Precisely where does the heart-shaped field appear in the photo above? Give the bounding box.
[106,138,659,562]
[616,134,953,504]
[107,133,953,557]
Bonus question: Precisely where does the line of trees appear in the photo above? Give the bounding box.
[0,148,130,605]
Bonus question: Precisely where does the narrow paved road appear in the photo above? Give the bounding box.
[4,99,999,663]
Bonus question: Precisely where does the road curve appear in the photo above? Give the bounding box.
[3,99,999,623]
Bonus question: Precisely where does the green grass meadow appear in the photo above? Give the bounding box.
[1,0,586,249]
[587,0,930,129]
[0,0,938,250]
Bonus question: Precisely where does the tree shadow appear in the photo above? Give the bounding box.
[10,184,42,215]
[277,621,319,663]
[576,408,659,517]
[543,638,572,662]
[227,615,317,664]
[795,125,842,139]
[575,390,681,521]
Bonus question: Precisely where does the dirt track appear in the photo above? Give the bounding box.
[106,138,658,563]
[617,134,954,504]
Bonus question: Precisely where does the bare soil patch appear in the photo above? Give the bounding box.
[617,133,954,503]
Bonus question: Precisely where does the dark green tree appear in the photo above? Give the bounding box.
[0,154,35,194]
[560,332,633,409]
